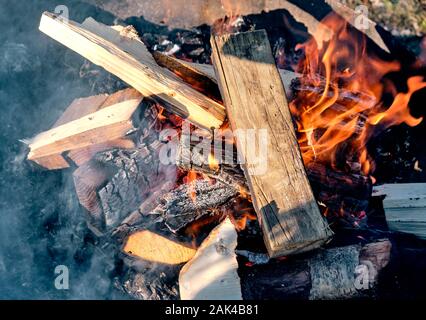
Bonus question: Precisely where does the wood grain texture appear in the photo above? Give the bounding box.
[27,89,142,169]
[123,230,196,265]
[28,97,142,162]
[211,30,332,257]
[39,12,225,130]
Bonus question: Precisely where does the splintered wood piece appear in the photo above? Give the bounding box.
[211,30,333,257]
[123,230,196,265]
[27,89,143,169]
[373,183,426,239]
[179,217,242,300]
[39,12,225,130]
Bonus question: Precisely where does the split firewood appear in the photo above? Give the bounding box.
[153,52,298,97]
[179,217,242,300]
[211,30,333,257]
[373,183,426,240]
[240,239,392,300]
[39,12,225,130]
[27,88,143,170]
[123,230,196,265]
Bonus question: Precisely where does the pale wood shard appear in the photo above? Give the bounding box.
[123,230,196,265]
[179,217,242,300]
[53,94,109,127]
[211,30,333,257]
[373,183,426,239]
[27,95,142,167]
[39,12,225,130]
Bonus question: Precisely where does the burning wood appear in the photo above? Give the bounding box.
[211,30,333,257]
[23,1,426,301]
[240,239,391,299]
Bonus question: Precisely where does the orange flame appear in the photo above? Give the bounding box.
[291,13,426,176]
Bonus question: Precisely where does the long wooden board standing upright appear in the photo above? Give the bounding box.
[211,30,333,257]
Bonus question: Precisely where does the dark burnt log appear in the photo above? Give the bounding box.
[118,265,180,300]
[94,143,177,230]
[176,135,372,221]
[240,239,391,300]
[150,178,237,233]
[113,177,237,241]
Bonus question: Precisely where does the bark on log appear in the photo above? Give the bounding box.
[39,12,225,130]
[211,30,333,257]
[240,239,391,300]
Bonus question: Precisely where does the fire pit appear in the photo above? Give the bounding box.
[16,0,426,300]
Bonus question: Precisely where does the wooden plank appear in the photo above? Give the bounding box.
[27,93,142,165]
[179,217,242,300]
[211,30,332,257]
[373,183,426,239]
[123,230,196,265]
[39,12,225,130]
[27,89,141,169]
[53,94,108,127]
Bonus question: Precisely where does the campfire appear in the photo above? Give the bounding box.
[25,1,426,300]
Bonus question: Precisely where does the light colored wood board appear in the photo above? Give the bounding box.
[123,230,196,265]
[31,153,70,170]
[373,183,426,208]
[53,94,108,127]
[179,217,242,300]
[211,30,332,257]
[39,12,225,130]
[99,88,143,109]
[28,98,141,160]
[68,138,135,167]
